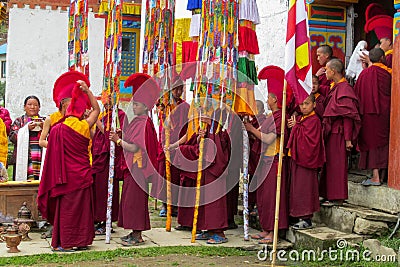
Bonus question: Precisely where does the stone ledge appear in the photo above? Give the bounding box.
[286,226,364,250]
[347,181,400,214]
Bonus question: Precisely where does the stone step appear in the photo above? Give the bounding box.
[347,181,400,214]
[286,226,364,251]
[314,203,395,235]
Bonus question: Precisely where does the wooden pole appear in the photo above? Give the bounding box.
[271,80,287,265]
[388,35,400,190]
[165,123,172,231]
[191,121,205,243]
[242,125,250,241]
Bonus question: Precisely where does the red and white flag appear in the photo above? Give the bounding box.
[284,0,312,105]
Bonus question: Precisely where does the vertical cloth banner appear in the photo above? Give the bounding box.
[284,0,312,105]
[142,0,176,231]
[68,0,90,75]
[102,0,123,244]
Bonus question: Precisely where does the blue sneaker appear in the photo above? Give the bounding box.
[159,208,167,217]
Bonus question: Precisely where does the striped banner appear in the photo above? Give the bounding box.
[68,0,89,75]
[285,0,312,104]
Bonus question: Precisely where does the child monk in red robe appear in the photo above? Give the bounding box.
[109,73,159,246]
[312,75,325,120]
[38,71,100,252]
[92,101,127,234]
[244,65,289,244]
[354,48,391,186]
[320,59,361,206]
[287,94,325,229]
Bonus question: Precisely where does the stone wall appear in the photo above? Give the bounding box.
[5,5,104,119]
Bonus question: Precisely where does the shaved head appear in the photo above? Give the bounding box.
[317,45,333,58]
[369,48,385,63]
[327,58,344,74]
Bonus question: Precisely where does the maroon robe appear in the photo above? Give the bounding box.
[118,115,158,231]
[318,72,332,97]
[175,122,230,231]
[385,53,392,68]
[315,93,326,120]
[38,118,94,249]
[155,99,190,203]
[287,113,325,218]
[254,110,289,231]
[355,65,391,169]
[320,80,360,201]
[92,109,127,222]
[248,114,266,208]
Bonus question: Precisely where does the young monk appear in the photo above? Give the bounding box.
[354,48,391,186]
[287,94,325,229]
[320,59,361,206]
[92,100,127,234]
[244,65,289,244]
[109,73,159,246]
[38,71,99,252]
[312,75,325,120]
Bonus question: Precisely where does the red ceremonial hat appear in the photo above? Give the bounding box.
[65,72,91,118]
[365,3,387,23]
[53,71,90,108]
[124,73,161,109]
[258,65,293,109]
[365,15,393,41]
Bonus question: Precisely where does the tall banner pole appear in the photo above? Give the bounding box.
[103,0,122,244]
[242,127,250,241]
[271,80,287,266]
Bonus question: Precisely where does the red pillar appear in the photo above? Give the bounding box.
[388,35,400,190]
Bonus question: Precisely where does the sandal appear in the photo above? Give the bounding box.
[361,178,381,186]
[258,237,273,244]
[206,234,228,244]
[159,208,167,217]
[95,226,106,235]
[249,208,258,216]
[121,235,145,246]
[120,232,133,242]
[195,232,211,240]
[292,220,313,230]
[251,233,267,240]
[75,246,89,251]
[52,246,76,252]
[321,200,335,207]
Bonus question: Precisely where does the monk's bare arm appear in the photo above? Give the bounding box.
[244,122,276,145]
[79,80,100,128]
[39,117,51,148]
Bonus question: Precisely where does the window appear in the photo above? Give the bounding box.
[1,61,5,78]
[122,38,131,52]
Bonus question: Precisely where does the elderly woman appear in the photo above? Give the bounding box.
[10,96,45,180]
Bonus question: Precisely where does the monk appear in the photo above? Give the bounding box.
[109,73,159,246]
[245,65,289,244]
[287,94,325,229]
[312,75,325,120]
[157,76,190,218]
[320,59,361,206]
[38,71,99,252]
[354,48,391,186]
[248,100,266,214]
[92,103,127,234]
[315,45,333,96]
[175,111,230,244]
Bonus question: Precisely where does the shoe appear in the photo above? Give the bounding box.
[292,219,313,230]
[175,225,192,231]
[195,231,211,240]
[159,208,167,217]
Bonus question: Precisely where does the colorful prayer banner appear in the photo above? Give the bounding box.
[285,0,313,105]
[68,0,89,75]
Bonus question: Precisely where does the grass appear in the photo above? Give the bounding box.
[0,246,253,266]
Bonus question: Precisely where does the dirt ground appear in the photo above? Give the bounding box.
[37,254,267,267]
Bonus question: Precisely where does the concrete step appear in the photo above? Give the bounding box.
[286,226,364,251]
[314,203,396,235]
[347,181,400,214]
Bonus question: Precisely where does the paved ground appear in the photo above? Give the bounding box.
[0,226,292,257]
